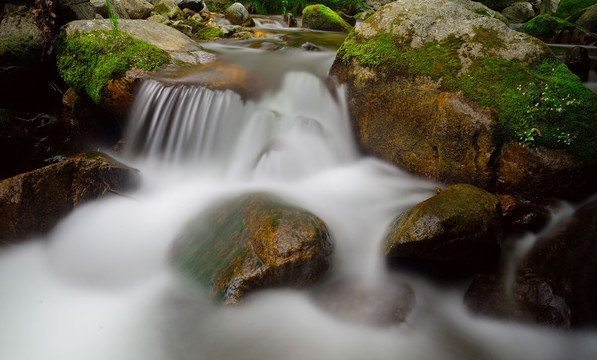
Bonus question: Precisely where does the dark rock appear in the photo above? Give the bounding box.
[336,10,356,27]
[384,184,502,267]
[301,42,322,51]
[466,199,597,328]
[54,0,96,27]
[539,0,560,15]
[0,2,47,107]
[498,195,550,233]
[90,0,130,19]
[562,46,591,81]
[283,12,297,27]
[177,0,206,13]
[170,193,333,304]
[0,152,139,242]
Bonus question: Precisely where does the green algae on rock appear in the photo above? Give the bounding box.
[57,29,170,105]
[302,4,353,33]
[383,184,502,267]
[170,193,333,304]
[330,0,597,198]
[518,14,579,38]
[555,0,597,20]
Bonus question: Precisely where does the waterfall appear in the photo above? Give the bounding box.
[2,37,597,360]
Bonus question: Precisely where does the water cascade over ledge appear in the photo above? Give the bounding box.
[2,31,597,360]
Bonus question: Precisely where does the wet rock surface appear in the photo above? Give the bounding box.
[0,152,139,242]
[171,193,333,304]
[384,184,502,267]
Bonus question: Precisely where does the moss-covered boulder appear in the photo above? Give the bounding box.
[0,152,139,243]
[171,193,333,304]
[330,0,597,200]
[555,0,597,19]
[57,20,216,114]
[224,2,253,26]
[152,0,183,19]
[576,3,597,31]
[518,14,597,45]
[383,184,502,267]
[302,4,352,33]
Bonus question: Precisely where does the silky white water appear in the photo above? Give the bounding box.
[2,39,597,360]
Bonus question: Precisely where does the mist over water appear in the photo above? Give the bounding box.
[2,35,597,360]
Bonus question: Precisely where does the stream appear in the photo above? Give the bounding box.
[2,23,597,360]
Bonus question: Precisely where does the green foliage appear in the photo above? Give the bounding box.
[518,14,578,38]
[302,4,353,32]
[105,0,119,30]
[337,30,597,163]
[57,30,170,104]
[555,0,597,19]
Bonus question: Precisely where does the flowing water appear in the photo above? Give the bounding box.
[2,28,597,360]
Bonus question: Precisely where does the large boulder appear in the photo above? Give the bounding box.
[0,152,139,243]
[466,198,597,328]
[302,4,352,33]
[170,193,333,304]
[502,2,536,22]
[383,184,502,267]
[330,0,597,200]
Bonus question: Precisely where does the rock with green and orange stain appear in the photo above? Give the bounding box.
[171,193,333,304]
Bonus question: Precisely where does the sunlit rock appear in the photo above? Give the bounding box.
[171,193,333,304]
[502,2,536,22]
[0,152,140,243]
[384,184,502,267]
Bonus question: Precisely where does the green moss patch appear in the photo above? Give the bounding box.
[337,31,597,164]
[57,30,170,105]
[518,14,578,38]
[555,0,597,19]
[302,4,353,33]
[193,26,224,41]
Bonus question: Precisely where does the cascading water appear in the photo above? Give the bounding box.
[2,31,597,360]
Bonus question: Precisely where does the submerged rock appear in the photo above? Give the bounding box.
[313,279,415,326]
[302,4,352,33]
[171,193,333,304]
[330,0,597,200]
[0,152,139,242]
[384,184,502,267]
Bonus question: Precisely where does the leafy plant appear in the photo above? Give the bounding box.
[105,0,119,30]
